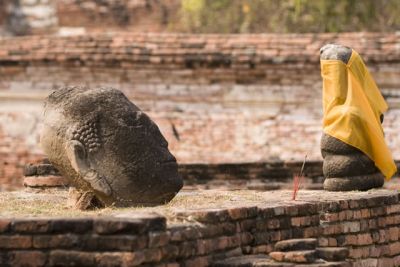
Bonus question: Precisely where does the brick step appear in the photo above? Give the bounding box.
[275,238,318,252]
[270,250,316,263]
[212,254,350,267]
[316,247,349,262]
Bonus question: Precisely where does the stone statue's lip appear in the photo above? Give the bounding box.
[160,160,178,170]
[162,160,177,166]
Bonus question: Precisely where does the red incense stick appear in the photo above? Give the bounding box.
[292,155,307,201]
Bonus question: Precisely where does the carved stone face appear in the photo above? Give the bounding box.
[40,86,183,207]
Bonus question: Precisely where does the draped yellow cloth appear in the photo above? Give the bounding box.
[320,50,396,179]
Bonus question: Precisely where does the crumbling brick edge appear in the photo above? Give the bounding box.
[1,190,400,266]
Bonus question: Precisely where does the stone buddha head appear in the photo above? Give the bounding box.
[40,86,183,207]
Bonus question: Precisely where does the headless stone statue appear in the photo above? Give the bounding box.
[320,44,387,191]
[40,86,183,208]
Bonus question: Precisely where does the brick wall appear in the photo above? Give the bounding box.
[0,1,10,35]
[1,190,400,266]
[1,0,58,35]
[57,0,179,33]
[0,1,6,25]
[0,0,179,36]
[0,32,399,189]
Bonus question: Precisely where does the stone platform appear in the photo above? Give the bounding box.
[1,189,400,266]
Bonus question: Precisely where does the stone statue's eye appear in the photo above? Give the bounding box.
[121,114,140,127]
[120,111,151,128]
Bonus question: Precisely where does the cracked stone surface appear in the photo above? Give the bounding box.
[40,86,183,208]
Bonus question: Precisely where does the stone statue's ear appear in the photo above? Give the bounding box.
[65,140,90,175]
[65,140,112,197]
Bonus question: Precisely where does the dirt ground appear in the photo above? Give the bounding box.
[0,187,397,225]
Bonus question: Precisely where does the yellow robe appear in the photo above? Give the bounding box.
[320,50,396,179]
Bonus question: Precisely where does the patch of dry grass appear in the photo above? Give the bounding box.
[0,189,266,220]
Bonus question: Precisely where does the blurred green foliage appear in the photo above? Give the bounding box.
[176,0,400,33]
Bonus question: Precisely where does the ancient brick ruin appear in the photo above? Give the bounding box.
[1,32,400,191]
[0,0,179,36]
[1,2,400,266]
[2,190,400,266]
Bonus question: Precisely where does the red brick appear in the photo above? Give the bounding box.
[371,207,386,217]
[0,236,32,249]
[154,264,179,267]
[239,232,253,245]
[380,244,391,256]
[321,224,341,235]
[250,244,273,254]
[82,235,148,251]
[270,250,315,263]
[353,210,362,220]
[160,245,179,261]
[357,233,373,246]
[328,237,337,247]
[345,234,358,246]
[389,227,399,242]
[183,256,209,267]
[360,208,371,218]
[0,219,11,233]
[369,218,378,229]
[378,217,387,228]
[95,252,125,267]
[386,216,396,225]
[291,216,310,227]
[338,211,347,221]
[318,237,329,247]
[11,219,50,233]
[49,218,93,234]
[387,204,400,214]
[355,258,378,267]
[266,218,280,229]
[148,232,170,248]
[195,239,208,255]
[269,251,284,262]
[8,251,46,267]
[93,215,165,234]
[322,213,338,222]
[143,248,163,263]
[316,247,348,261]
[178,241,198,258]
[349,247,370,259]
[122,251,145,266]
[303,227,319,238]
[33,234,79,249]
[180,209,230,223]
[378,257,395,267]
[49,250,96,266]
[389,242,400,256]
[394,254,400,266]
[379,229,387,243]
[342,221,361,233]
[369,245,381,258]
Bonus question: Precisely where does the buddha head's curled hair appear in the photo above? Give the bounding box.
[71,119,101,154]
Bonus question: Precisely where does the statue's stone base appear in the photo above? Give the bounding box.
[321,133,385,192]
[323,173,384,191]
